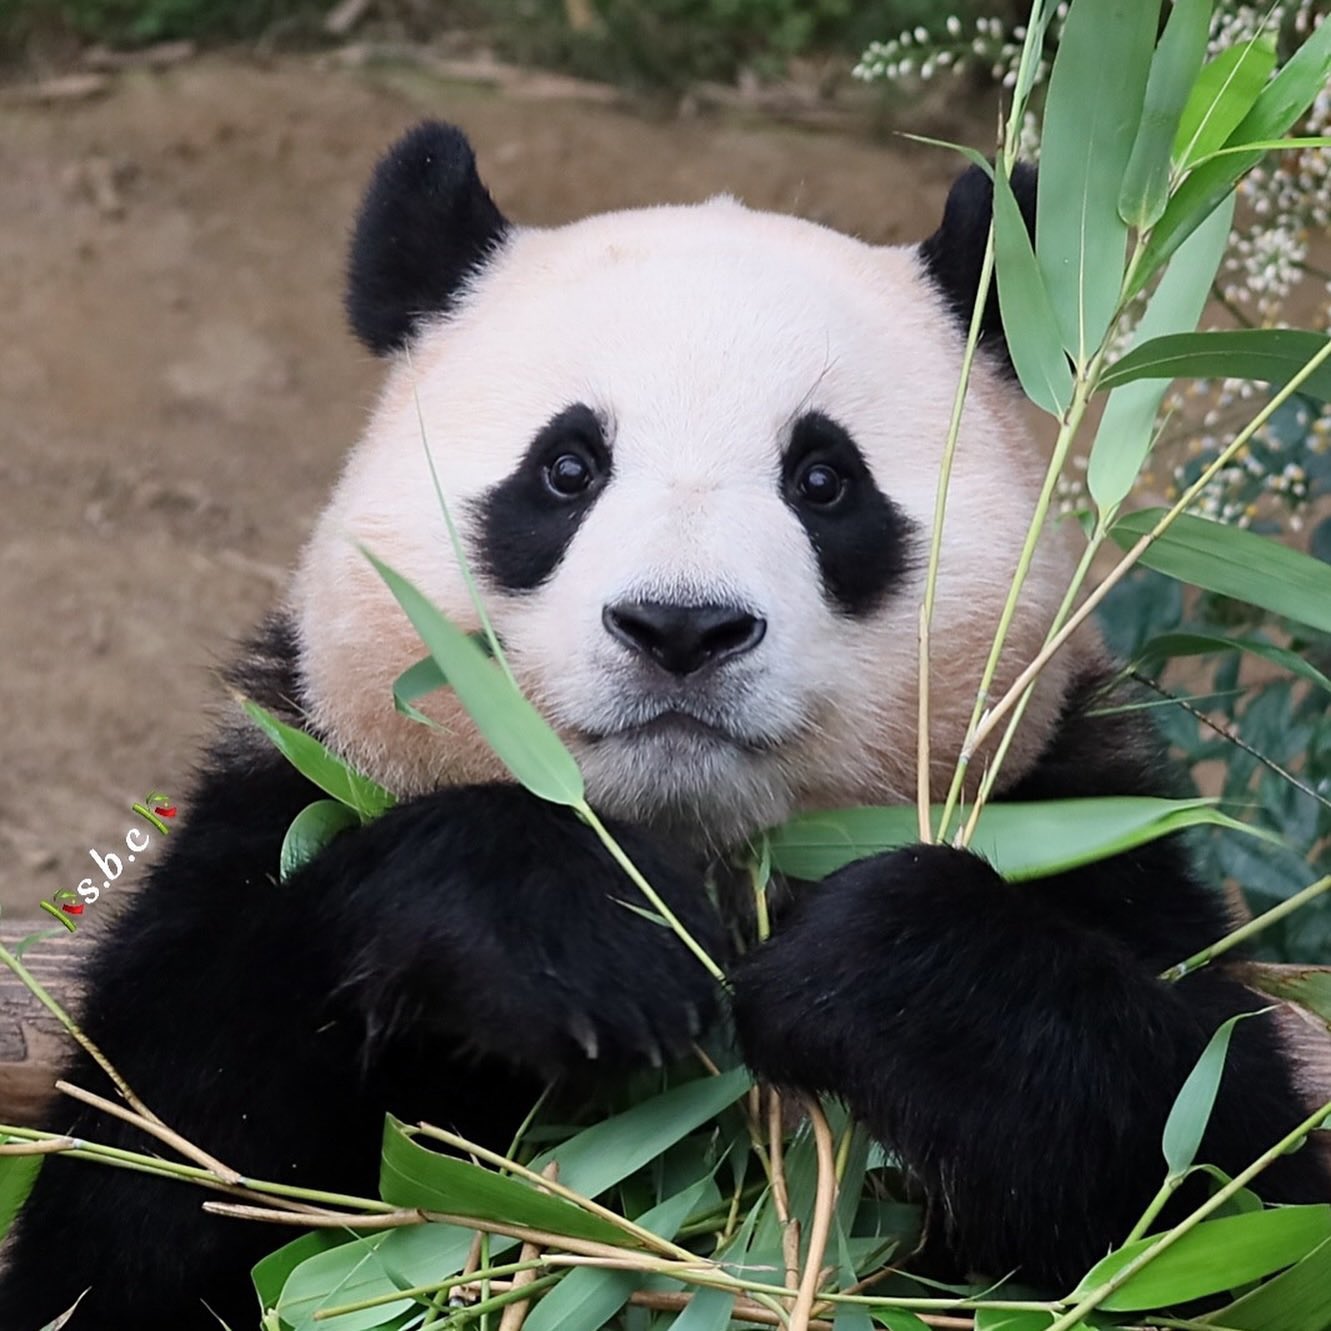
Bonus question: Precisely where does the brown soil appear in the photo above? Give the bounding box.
[0,51,969,929]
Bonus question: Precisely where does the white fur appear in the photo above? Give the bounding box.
[292,199,1087,844]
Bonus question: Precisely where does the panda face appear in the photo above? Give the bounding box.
[293,135,1082,844]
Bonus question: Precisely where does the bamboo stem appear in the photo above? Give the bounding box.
[56,1079,244,1187]
[791,1100,838,1331]
[1161,874,1331,981]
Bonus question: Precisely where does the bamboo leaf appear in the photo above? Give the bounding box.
[1100,329,1331,402]
[1109,510,1331,634]
[393,655,448,728]
[973,1313,1059,1331]
[280,800,362,882]
[1173,34,1277,169]
[276,1232,411,1330]
[766,797,1275,883]
[529,1067,751,1202]
[1120,0,1213,228]
[992,166,1074,416]
[665,1286,735,1331]
[379,1116,629,1247]
[1191,135,1331,163]
[1163,1010,1266,1175]
[871,1313,934,1331]
[1131,631,1331,695]
[896,134,992,175]
[1243,965,1331,1028]
[0,1142,41,1243]
[1087,195,1234,513]
[364,548,585,807]
[37,1297,88,1331]
[523,1182,710,1331]
[242,701,395,821]
[1071,1205,1331,1309]
[1036,0,1159,357]
[1202,1234,1331,1330]
[253,1231,353,1316]
[1134,16,1331,297]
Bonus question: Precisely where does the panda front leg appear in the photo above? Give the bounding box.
[0,777,723,1331]
[731,843,1323,1291]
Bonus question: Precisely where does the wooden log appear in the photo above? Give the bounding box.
[0,924,93,1127]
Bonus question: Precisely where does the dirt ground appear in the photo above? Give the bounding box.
[0,50,972,928]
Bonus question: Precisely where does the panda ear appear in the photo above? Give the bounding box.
[346,121,510,356]
[918,162,1037,370]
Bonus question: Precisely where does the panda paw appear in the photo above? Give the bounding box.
[730,843,1022,1099]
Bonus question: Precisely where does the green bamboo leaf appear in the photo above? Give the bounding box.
[253,1231,352,1317]
[1109,509,1331,634]
[242,701,395,821]
[992,166,1073,417]
[667,1287,736,1331]
[1087,195,1234,513]
[1173,34,1277,169]
[1134,16,1331,298]
[393,654,448,728]
[529,1067,751,1202]
[1100,329,1331,401]
[1191,135,1331,163]
[895,134,992,175]
[37,1296,88,1331]
[1071,1205,1331,1309]
[973,1313,1058,1331]
[379,1116,629,1246]
[523,1181,710,1331]
[1163,1010,1267,1175]
[1131,631,1331,695]
[280,800,362,882]
[276,1233,411,1330]
[766,797,1275,883]
[1036,0,1159,357]
[364,548,585,807]
[871,1313,933,1331]
[1119,0,1212,228]
[835,1304,876,1331]
[0,1142,41,1243]
[1203,1234,1331,1330]
[1243,965,1331,1029]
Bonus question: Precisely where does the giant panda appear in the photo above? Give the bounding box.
[1,121,1325,1330]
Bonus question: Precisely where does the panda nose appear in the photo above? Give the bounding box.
[603,601,767,677]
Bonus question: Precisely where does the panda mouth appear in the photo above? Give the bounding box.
[583,709,772,752]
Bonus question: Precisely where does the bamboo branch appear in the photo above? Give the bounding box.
[791,1100,838,1331]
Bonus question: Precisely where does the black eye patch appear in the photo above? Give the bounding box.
[474,403,611,592]
[780,412,915,617]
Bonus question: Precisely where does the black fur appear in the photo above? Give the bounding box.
[733,674,1327,1289]
[476,403,612,591]
[781,411,915,616]
[345,121,509,355]
[919,162,1037,375]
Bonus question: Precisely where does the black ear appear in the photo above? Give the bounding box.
[346,121,510,356]
[919,162,1037,372]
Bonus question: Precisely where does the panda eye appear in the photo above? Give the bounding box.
[544,451,597,498]
[796,461,846,508]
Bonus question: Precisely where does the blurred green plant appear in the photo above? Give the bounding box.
[862,0,1331,961]
[6,0,335,47]
[478,0,1019,89]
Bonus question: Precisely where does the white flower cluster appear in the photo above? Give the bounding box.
[853,7,1068,89]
